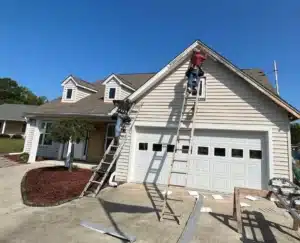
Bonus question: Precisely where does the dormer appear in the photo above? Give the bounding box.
[102,74,135,102]
[61,75,98,103]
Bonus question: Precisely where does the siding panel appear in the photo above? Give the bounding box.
[116,58,291,180]
[104,79,121,102]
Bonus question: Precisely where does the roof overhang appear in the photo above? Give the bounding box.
[128,40,300,120]
[61,75,98,93]
[101,74,136,92]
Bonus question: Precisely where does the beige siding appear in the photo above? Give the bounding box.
[75,87,93,101]
[61,80,77,102]
[120,87,132,99]
[116,58,291,181]
[104,79,121,102]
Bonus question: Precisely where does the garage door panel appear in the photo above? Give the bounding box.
[212,177,229,191]
[189,159,210,174]
[170,173,186,186]
[212,162,229,175]
[187,174,211,190]
[231,163,246,177]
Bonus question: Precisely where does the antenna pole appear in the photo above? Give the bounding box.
[274,60,279,95]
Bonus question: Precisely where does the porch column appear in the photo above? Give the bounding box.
[28,120,41,163]
[1,121,6,134]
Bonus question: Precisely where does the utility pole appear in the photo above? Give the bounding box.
[274,60,279,95]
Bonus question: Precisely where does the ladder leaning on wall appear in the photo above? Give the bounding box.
[80,103,142,198]
[160,76,203,224]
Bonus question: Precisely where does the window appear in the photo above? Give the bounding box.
[66,89,73,99]
[109,88,116,99]
[167,145,175,153]
[182,145,190,154]
[250,150,262,159]
[139,143,148,151]
[105,124,115,150]
[152,144,162,152]
[214,147,225,157]
[191,77,205,97]
[198,146,209,155]
[39,122,52,146]
[231,149,243,158]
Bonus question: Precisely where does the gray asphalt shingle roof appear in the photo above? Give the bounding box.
[0,104,39,121]
[71,75,98,91]
[28,69,276,117]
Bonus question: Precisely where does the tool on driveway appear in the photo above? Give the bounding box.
[80,104,143,198]
[160,73,205,224]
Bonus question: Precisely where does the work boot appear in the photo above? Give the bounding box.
[187,87,192,94]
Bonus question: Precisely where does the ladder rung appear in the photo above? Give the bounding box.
[94,169,107,174]
[171,170,187,174]
[101,161,111,165]
[181,119,193,122]
[177,138,190,141]
[163,212,181,217]
[90,180,102,184]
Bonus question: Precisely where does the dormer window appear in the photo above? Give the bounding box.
[109,88,116,99]
[66,89,73,99]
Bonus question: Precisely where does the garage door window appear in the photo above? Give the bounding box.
[153,144,162,152]
[167,145,175,152]
[231,149,243,158]
[139,143,148,151]
[198,146,208,155]
[214,148,225,157]
[250,150,262,159]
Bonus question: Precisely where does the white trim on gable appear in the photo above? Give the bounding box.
[128,40,300,119]
[102,74,136,92]
[61,75,98,93]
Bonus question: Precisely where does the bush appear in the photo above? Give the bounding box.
[19,153,29,163]
[11,134,24,139]
[0,134,10,138]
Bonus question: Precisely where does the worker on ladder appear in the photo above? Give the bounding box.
[186,48,207,94]
[112,99,132,145]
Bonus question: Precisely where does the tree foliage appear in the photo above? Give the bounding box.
[50,119,95,171]
[291,123,300,145]
[0,78,48,105]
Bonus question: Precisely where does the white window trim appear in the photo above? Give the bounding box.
[190,76,206,99]
[39,121,52,147]
[66,88,73,100]
[108,87,117,100]
[104,123,115,151]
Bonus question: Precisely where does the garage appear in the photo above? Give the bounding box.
[132,127,268,193]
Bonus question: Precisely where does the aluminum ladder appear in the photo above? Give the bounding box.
[80,103,142,198]
[160,77,203,223]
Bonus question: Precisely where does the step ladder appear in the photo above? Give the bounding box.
[160,77,203,223]
[80,103,142,198]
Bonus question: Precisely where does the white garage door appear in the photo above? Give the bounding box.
[133,127,267,192]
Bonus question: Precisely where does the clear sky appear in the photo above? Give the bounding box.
[1,0,299,108]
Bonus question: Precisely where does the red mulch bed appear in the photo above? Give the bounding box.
[21,166,92,207]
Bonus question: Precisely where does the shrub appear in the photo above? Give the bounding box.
[19,153,29,163]
[0,134,10,138]
[11,134,24,139]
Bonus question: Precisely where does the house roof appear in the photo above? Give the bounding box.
[0,104,39,121]
[128,40,300,120]
[71,75,98,91]
[115,73,156,89]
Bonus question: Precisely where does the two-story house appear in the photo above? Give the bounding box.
[24,40,300,193]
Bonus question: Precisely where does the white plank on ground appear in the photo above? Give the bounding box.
[212,195,224,200]
[200,207,212,213]
[240,202,250,207]
[245,195,258,201]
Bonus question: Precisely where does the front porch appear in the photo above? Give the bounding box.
[24,118,116,164]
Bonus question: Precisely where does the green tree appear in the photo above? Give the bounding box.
[291,123,300,145]
[0,77,47,105]
[50,119,95,171]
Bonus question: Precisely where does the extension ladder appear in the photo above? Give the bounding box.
[80,103,142,198]
[160,76,203,223]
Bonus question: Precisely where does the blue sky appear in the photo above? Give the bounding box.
[1,0,299,108]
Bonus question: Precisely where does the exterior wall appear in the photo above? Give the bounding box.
[104,79,121,102]
[76,87,93,101]
[3,121,25,135]
[62,80,93,103]
[37,142,61,159]
[116,58,291,181]
[62,80,77,103]
[87,123,106,163]
[120,86,132,99]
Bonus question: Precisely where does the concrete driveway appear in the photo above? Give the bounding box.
[0,163,300,243]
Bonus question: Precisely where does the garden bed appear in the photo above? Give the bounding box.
[21,166,92,206]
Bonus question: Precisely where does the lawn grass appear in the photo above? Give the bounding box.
[0,138,24,153]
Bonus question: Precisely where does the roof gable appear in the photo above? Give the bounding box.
[128,40,300,120]
[61,75,98,93]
